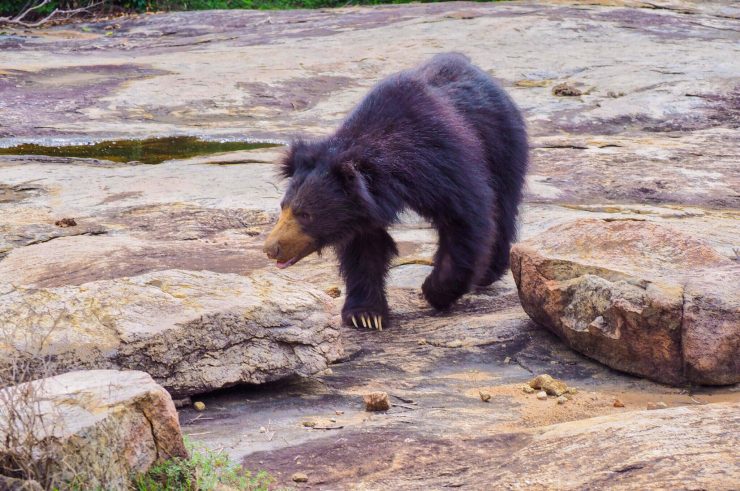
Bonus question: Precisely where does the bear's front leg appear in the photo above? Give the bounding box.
[338,228,398,330]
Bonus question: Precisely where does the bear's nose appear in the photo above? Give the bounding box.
[263,241,281,260]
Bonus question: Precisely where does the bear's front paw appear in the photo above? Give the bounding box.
[342,309,387,330]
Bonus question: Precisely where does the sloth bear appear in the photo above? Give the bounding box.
[263,53,528,330]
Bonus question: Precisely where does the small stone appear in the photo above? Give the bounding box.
[55,217,77,228]
[504,356,511,364]
[324,286,341,298]
[259,426,267,433]
[447,339,463,348]
[557,395,568,404]
[536,391,548,400]
[552,82,582,97]
[335,410,344,415]
[647,402,668,410]
[291,472,308,483]
[417,339,428,346]
[302,421,316,427]
[193,401,206,411]
[529,374,569,396]
[567,387,578,395]
[522,385,535,394]
[479,390,492,402]
[363,391,391,411]
[613,399,625,408]
[330,417,337,423]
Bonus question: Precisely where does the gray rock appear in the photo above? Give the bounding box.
[0,370,187,490]
[0,270,342,397]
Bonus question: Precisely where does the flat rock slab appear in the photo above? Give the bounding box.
[0,370,187,490]
[242,401,739,489]
[0,270,342,397]
[511,219,739,385]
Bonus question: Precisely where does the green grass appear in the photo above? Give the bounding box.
[134,437,275,491]
[1,0,500,19]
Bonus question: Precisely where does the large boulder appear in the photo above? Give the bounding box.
[511,219,739,385]
[0,270,342,397]
[0,370,187,490]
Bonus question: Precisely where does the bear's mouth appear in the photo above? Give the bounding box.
[274,245,316,269]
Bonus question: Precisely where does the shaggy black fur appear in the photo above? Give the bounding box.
[278,53,528,327]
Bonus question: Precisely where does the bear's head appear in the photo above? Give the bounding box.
[263,140,382,269]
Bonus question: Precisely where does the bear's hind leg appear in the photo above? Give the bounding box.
[423,218,493,310]
[339,228,398,330]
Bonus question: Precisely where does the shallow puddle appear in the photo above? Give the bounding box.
[0,136,280,165]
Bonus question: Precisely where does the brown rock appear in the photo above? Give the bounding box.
[479,390,492,402]
[193,401,206,411]
[528,374,568,396]
[363,392,391,411]
[511,220,739,386]
[291,472,308,483]
[613,399,625,408]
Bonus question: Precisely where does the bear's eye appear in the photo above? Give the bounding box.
[294,210,312,221]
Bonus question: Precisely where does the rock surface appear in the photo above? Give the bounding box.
[0,0,739,488]
[0,370,187,490]
[511,219,739,385]
[0,270,342,397]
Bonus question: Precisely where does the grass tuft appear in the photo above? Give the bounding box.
[134,437,274,491]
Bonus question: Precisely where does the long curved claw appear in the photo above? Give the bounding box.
[361,315,368,328]
[378,316,383,331]
[351,315,358,328]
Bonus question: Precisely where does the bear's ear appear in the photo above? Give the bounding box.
[280,140,315,179]
[334,161,382,220]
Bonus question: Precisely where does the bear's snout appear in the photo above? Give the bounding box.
[263,240,281,260]
[263,207,318,269]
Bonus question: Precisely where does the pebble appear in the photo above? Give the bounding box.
[335,410,344,415]
[324,286,341,298]
[522,385,535,394]
[613,399,625,408]
[557,395,568,404]
[503,356,511,364]
[647,402,668,410]
[259,426,267,433]
[536,391,548,400]
[193,401,206,411]
[479,390,492,402]
[529,374,569,396]
[363,391,391,411]
[302,421,316,427]
[292,472,309,483]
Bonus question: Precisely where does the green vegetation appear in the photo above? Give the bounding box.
[0,137,280,165]
[0,0,493,20]
[134,437,274,491]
